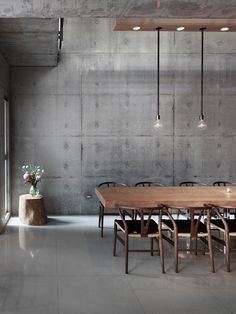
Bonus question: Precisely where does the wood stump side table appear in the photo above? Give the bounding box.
[19,194,48,225]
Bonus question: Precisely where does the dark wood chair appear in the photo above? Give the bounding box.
[179,181,207,186]
[134,182,164,219]
[161,204,215,273]
[213,181,235,186]
[113,206,165,274]
[98,182,128,237]
[207,204,236,272]
[135,181,164,187]
[178,181,207,218]
[213,181,236,218]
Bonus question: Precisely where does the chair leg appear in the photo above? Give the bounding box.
[225,233,230,272]
[207,211,215,273]
[125,233,129,274]
[159,235,165,274]
[150,238,154,256]
[134,210,139,220]
[174,232,179,273]
[100,205,104,238]
[157,237,160,256]
[176,209,179,219]
[195,236,198,256]
[208,234,215,273]
[113,222,117,256]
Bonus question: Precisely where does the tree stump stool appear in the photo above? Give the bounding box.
[19,194,48,225]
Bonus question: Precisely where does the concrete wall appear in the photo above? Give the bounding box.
[0,53,9,223]
[11,18,236,215]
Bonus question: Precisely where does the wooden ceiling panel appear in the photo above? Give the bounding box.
[114,18,236,32]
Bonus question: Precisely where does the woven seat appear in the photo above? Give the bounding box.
[211,219,236,233]
[115,219,159,237]
[113,206,164,274]
[162,219,208,235]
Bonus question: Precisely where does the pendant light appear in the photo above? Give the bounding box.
[197,27,207,130]
[153,27,162,129]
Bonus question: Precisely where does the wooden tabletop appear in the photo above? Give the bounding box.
[95,186,236,208]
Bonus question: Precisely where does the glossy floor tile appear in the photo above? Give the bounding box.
[0,216,235,314]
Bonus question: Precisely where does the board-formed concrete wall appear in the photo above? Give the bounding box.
[0,53,9,223]
[11,18,236,214]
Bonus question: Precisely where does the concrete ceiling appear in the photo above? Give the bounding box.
[0,0,235,18]
[0,1,235,67]
[0,18,59,66]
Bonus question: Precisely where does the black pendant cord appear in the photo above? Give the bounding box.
[200,27,206,119]
[156,27,161,119]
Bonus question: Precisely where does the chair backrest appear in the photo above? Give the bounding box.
[135,181,163,187]
[179,181,207,186]
[98,181,127,187]
[213,181,234,186]
[117,205,161,237]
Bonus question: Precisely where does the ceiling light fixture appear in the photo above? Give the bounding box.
[220,27,229,32]
[176,26,185,31]
[153,27,163,129]
[197,27,207,130]
[133,26,141,31]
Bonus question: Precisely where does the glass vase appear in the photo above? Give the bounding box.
[29,185,39,197]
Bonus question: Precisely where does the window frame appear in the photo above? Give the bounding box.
[4,97,11,221]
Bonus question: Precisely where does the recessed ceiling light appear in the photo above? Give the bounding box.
[176,26,185,31]
[220,27,230,31]
[133,26,141,31]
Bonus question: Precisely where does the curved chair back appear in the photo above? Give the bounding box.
[213,181,234,186]
[135,181,163,187]
[98,182,127,187]
[179,181,207,186]
[97,181,128,238]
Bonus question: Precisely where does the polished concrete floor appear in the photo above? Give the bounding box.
[0,216,235,314]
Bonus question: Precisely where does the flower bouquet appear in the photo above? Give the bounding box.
[22,164,44,197]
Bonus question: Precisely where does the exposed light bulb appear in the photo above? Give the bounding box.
[133,26,141,31]
[176,26,185,31]
[153,115,163,129]
[197,117,207,130]
[220,27,229,32]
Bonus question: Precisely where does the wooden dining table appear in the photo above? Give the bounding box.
[95,186,236,209]
[96,185,236,273]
